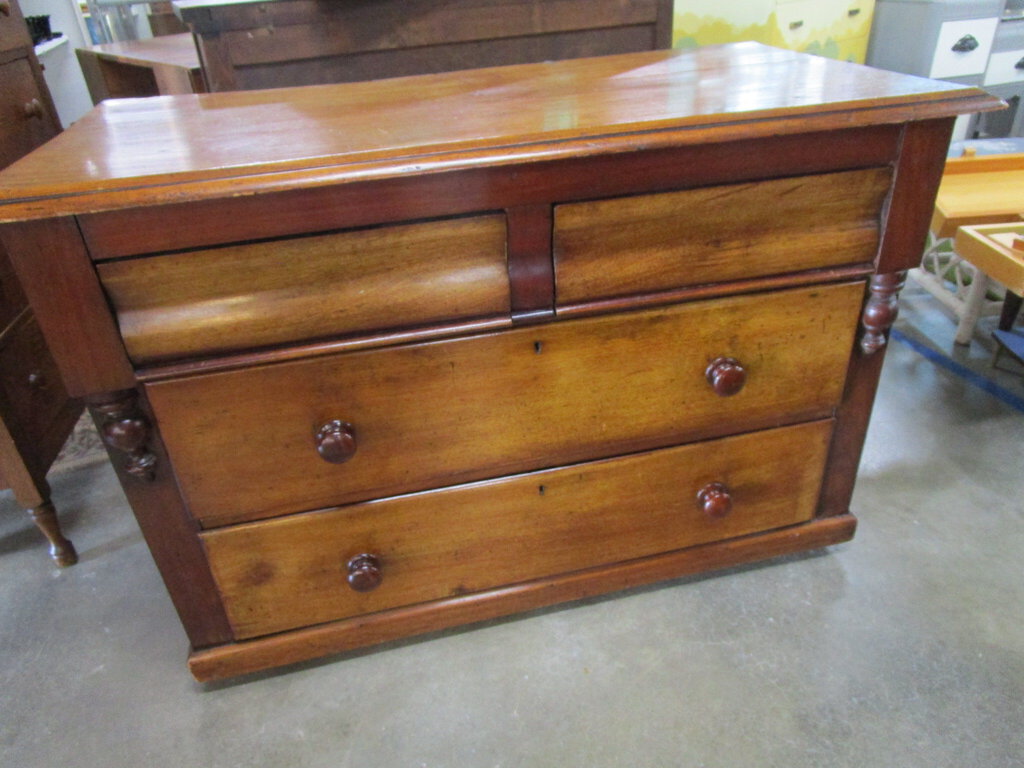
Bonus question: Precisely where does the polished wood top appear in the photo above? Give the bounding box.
[77,33,200,69]
[0,43,1001,220]
[931,153,1024,238]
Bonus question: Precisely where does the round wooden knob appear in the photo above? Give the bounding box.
[315,419,356,464]
[0,3,11,17]
[27,371,47,390]
[696,482,733,519]
[24,99,44,119]
[346,554,382,592]
[705,357,746,397]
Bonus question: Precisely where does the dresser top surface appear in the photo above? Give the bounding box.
[0,42,1000,220]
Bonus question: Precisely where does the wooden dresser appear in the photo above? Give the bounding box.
[0,44,1000,679]
[0,0,81,566]
[173,0,673,91]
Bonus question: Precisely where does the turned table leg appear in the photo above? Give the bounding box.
[28,498,78,567]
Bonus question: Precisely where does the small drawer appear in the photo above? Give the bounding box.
[929,17,999,79]
[0,311,71,448]
[147,281,863,528]
[203,419,834,640]
[553,168,889,306]
[984,48,1024,85]
[0,57,59,171]
[0,0,32,52]
[97,214,510,364]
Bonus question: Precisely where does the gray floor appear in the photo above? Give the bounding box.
[2,291,1022,768]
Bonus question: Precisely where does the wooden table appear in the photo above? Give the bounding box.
[914,152,1024,344]
[173,0,673,91]
[0,44,999,680]
[955,222,1024,332]
[75,33,204,103]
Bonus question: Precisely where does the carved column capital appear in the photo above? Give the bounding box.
[90,390,157,481]
[860,271,906,355]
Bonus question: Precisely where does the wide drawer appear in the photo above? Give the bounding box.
[552,168,890,305]
[97,213,510,364]
[203,419,834,640]
[148,282,863,527]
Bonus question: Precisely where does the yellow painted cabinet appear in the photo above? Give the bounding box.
[673,0,876,63]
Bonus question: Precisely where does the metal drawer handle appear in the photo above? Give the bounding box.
[697,482,733,519]
[315,419,357,464]
[952,34,980,53]
[789,19,804,30]
[848,7,861,17]
[347,554,383,592]
[1015,56,1024,70]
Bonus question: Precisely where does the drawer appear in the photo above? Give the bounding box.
[0,0,31,52]
[147,281,864,527]
[97,214,510,364]
[773,1,875,50]
[0,57,59,171]
[929,17,999,79]
[984,48,1024,85]
[0,310,71,449]
[0,239,28,331]
[553,168,889,306]
[203,419,834,639]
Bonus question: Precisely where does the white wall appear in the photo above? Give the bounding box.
[21,0,95,126]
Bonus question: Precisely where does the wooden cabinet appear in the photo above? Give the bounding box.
[173,0,674,91]
[672,0,876,63]
[0,0,81,566]
[0,43,1000,678]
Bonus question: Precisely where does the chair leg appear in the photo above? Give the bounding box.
[999,291,1023,331]
[28,500,78,567]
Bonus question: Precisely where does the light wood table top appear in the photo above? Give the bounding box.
[931,153,1024,238]
[954,222,1024,293]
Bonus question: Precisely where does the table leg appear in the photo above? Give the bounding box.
[955,269,991,345]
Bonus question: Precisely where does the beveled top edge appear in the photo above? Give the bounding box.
[0,43,1004,221]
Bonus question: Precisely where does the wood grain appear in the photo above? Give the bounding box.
[0,44,999,221]
[147,282,863,528]
[189,513,857,681]
[554,167,890,303]
[97,214,510,364]
[204,419,832,639]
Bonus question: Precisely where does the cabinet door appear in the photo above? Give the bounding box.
[0,57,59,169]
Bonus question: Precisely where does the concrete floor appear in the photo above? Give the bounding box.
[2,290,1022,768]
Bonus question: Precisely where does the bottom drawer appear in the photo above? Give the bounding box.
[204,419,834,640]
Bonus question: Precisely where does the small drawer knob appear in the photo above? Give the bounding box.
[696,482,733,519]
[24,99,44,119]
[705,356,746,397]
[346,554,382,592]
[0,2,11,17]
[315,419,356,464]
